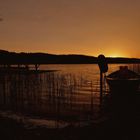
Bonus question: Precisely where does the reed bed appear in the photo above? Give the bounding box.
[128,64,140,74]
[0,70,102,127]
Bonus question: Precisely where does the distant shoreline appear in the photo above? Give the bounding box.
[0,50,140,64]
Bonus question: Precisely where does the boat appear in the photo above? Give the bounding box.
[106,66,140,93]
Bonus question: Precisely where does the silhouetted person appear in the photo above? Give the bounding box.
[97,54,108,105]
[98,54,108,73]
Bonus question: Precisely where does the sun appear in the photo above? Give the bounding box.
[107,51,126,58]
[109,54,121,58]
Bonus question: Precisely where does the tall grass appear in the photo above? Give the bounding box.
[0,71,101,125]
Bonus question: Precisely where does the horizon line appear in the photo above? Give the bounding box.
[0,49,139,59]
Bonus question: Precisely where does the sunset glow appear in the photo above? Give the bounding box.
[108,54,123,58]
[0,0,140,58]
[106,50,128,58]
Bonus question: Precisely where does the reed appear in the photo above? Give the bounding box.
[0,70,105,127]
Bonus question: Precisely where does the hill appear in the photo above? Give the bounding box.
[0,50,139,64]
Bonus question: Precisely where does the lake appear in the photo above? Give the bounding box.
[0,64,139,128]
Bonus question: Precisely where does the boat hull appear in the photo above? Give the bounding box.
[106,78,140,93]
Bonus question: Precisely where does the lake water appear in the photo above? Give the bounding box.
[40,63,140,79]
[0,64,139,128]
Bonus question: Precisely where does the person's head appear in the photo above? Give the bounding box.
[98,54,108,73]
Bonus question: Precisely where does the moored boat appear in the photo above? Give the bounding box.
[106,66,140,92]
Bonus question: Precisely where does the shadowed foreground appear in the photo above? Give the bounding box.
[0,115,140,140]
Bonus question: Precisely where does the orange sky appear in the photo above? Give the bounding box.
[0,0,140,58]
